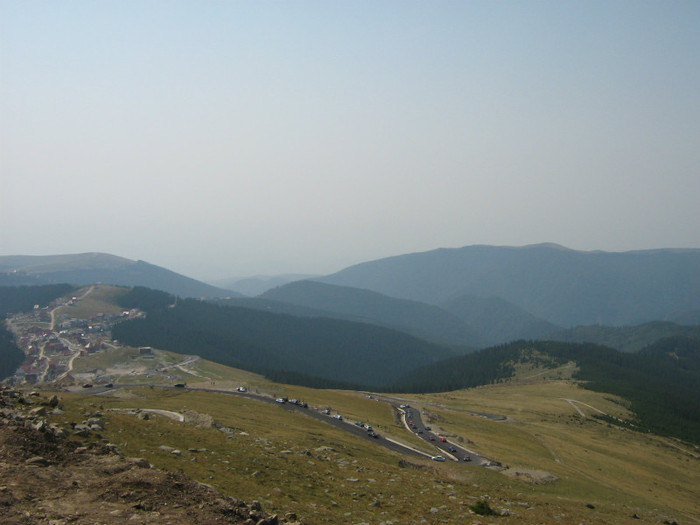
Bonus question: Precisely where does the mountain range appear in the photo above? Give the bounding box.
[317,243,700,327]
[0,253,237,299]
[2,244,699,350]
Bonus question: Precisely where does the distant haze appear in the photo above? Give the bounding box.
[2,2,699,280]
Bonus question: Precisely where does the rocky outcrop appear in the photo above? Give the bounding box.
[0,386,302,524]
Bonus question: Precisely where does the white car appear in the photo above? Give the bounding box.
[431,456,446,462]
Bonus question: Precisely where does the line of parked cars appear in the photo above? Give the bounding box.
[275,397,308,408]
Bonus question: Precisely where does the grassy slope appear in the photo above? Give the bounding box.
[409,382,698,517]
[30,286,700,523]
[53,285,128,319]
[46,365,699,524]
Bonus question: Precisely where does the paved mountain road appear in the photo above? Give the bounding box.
[79,383,498,466]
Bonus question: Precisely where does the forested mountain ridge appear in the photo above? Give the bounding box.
[548,321,700,353]
[260,280,481,347]
[391,337,700,445]
[112,288,454,389]
[212,274,319,296]
[0,284,76,317]
[439,294,560,346]
[0,253,236,299]
[318,244,700,327]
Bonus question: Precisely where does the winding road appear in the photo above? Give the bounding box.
[78,383,500,466]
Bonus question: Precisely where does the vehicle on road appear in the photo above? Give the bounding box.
[431,456,446,462]
[439,437,447,442]
[448,446,457,453]
[368,431,379,438]
[463,456,472,462]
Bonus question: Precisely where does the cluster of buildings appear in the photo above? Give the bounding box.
[5,305,144,386]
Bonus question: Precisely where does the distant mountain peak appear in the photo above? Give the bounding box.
[0,253,236,298]
[319,245,700,328]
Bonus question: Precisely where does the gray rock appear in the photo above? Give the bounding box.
[73,424,91,437]
[130,458,151,469]
[26,456,50,467]
[29,406,47,417]
[87,418,105,429]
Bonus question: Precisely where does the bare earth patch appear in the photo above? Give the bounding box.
[501,467,559,484]
[0,387,299,524]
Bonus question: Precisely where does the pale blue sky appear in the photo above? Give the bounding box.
[2,1,699,279]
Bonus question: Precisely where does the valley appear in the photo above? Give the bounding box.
[2,284,699,523]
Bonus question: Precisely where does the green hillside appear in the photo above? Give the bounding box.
[261,280,481,347]
[440,293,560,346]
[319,244,700,327]
[112,288,453,388]
[392,338,700,444]
[0,324,24,380]
[0,284,76,316]
[549,321,700,352]
[0,253,235,299]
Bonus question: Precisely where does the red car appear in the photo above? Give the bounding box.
[439,437,447,442]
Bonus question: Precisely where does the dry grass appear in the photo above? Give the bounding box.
[33,284,700,524]
[54,285,127,319]
[396,381,700,522]
[45,374,699,524]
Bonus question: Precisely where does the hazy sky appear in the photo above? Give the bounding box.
[2,1,699,280]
